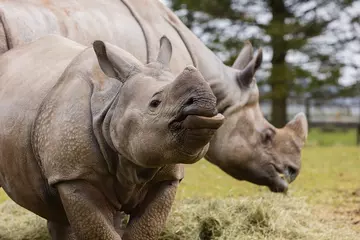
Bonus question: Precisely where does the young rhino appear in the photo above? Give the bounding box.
[0,35,224,239]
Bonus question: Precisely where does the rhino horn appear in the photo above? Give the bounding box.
[156,35,173,67]
[236,48,262,88]
[285,112,308,147]
[93,40,141,83]
[232,40,254,70]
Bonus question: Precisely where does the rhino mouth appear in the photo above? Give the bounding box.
[182,113,224,129]
[169,111,224,157]
[270,173,290,193]
[170,108,224,131]
[269,165,293,193]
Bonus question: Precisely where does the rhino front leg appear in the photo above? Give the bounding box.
[122,180,179,240]
[47,221,77,240]
[57,180,122,240]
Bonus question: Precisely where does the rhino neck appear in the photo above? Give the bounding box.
[184,38,243,115]
[172,32,236,114]
[162,9,237,114]
[122,0,237,114]
[103,111,161,207]
[99,87,162,193]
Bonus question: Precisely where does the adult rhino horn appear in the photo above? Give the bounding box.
[236,48,263,88]
[285,112,308,147]
[93,40,142,83]
[156,35,173,67]
[232,40,254,70]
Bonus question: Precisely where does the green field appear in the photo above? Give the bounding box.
[306,128,358,147]
[0,128,359,239]
[177,146,359,203]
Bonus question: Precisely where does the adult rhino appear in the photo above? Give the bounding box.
[0,34,225,239]
[0,0,308,192]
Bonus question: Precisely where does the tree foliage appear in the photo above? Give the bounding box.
[166,0,360,127]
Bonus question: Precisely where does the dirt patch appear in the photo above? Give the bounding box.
[314,188,360,233]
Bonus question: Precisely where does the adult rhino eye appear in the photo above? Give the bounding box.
[261,128,275,144]
[149,99,161,108]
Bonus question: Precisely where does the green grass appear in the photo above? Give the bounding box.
[307,127,358,146]
[0,190,6,203]
[176,146,360,207]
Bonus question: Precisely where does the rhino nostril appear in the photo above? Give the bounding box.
[288,166,297,175]
[286,166,298,182]
[185,97,194,106]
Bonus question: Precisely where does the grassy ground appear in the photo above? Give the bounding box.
[0,128,359,239]
[177,146,360,205]
[306,128,357,146]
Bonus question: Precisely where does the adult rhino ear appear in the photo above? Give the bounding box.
[236,48,262,88]
[93,40,141,83]
[156,35,172,67]
[285,112,308,147]
[232,41,253,70]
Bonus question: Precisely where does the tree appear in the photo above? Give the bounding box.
[166,0,360,127]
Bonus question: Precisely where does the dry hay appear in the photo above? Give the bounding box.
[0,193,358,240]
[0,201,49,240]
[159,195,358,240]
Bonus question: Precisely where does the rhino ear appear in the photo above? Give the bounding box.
[236,48,262,88]
[156,35,172,67]
[93,40,141,83]
[285,112,308,147]
[232,41,253,70]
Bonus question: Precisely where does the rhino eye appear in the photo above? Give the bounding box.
[261,128,275,144]
[149,99,161,108]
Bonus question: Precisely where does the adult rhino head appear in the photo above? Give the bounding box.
[205,42,308,192]
[93,36,224,168]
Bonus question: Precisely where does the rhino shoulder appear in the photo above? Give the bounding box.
[31,56,110,188]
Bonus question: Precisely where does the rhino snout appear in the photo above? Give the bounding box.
[176,93,217,119]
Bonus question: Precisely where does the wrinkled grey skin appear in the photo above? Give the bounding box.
[0,34,224,239]
[0,0,308,192]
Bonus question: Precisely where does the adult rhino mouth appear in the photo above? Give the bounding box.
[269,165,297,193]
[270,173,290,193]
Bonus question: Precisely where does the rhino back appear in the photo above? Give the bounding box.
[0,0,147,62]
[0,35,86,220]
[0,0,198,74]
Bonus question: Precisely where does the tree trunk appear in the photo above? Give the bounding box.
[267,0,291,128]
[305,97,311,123]
[271,96,287,127]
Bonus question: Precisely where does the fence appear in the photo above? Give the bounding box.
[259,97,360,145]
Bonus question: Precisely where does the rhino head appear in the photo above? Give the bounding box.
[93,36,224,168]
[206,42,308,192]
